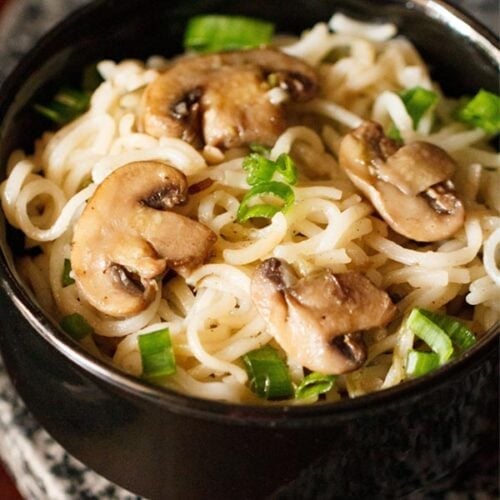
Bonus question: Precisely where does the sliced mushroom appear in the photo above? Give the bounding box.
[251,258,396,375]
[338,121,465,242]
[71,160,216,318]
[140,48,317,149]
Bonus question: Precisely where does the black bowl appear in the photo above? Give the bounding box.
[0,1,498,498]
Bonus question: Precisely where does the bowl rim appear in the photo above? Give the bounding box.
[0,0,498,426]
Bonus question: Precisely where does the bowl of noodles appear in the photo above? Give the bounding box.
[0,0,498,498]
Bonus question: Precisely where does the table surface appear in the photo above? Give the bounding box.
[0,1,498,499]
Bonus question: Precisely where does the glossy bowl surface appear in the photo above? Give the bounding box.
[0,1,498,498]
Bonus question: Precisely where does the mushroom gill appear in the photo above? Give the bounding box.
[71,160,216,318]
[338,121,465,242]
[139,48,318,149]
[251,258,396,375]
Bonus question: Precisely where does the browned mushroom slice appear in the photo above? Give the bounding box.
[71,161,216,318]
[140,48,317,149]
[378,141,456,196]
[338,121,465,242]
[251,258,396,375]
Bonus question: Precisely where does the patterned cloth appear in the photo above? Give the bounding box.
[0,1,498,499]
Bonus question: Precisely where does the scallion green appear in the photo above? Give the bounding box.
[138,328,176,381]
[406,350,440,377]
[406,308,478,378]
[242,345,294,400]
[417,309,476,352]
[400,86,438,129]
[456,89,500,134]
[61,258,75,287]
[34,87,90,125]
[249,143,271,155]
[407,308,454,364]
[295,372,336,399]
[60,313,93,340]
[184,15,274,53]
[237,181,295,222]
[275,153,298,185]
[242,151,298,186]
[387,122,403,144]
[242,153,276,185]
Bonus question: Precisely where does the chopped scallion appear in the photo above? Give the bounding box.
[387,122,403,144]
[33,103,72,125]
[243,153,276,185]
[295,372,336,399]
[242,345,294,400]
[34,87,90,125]
[400,86,438,129]
[407,308,453,364]
[456,89,500,134]
[61,258,75,287]
[139,328,176,380]
[60,313,93,340]
[275,153,298,185]
[242,151,298,186]
[249,143,271,155]
[184,15,274,53]
[237,181,295,222]
[239,203,282,220]
[406,350,440,377]
[417,309,476,352]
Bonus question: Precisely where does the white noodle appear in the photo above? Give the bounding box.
[366,217,482,269]
[483,228,500,286]
[329,13,397,42]
[2,18,498,405]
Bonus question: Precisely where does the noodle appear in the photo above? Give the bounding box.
[1,13,498,404]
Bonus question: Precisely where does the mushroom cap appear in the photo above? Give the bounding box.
[71,160,216,318]
[378,141,457,196]
[339,121,465,242]
[140,48,317,149]
[251,258,396,375]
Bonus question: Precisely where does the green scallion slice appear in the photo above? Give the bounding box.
[249,143,271,156]
[242,151,297,187]
[387,122,403,144]
[243,345,294,400]
[400,86,438,129]
[239,203,282,220]
[456,89,500,134]
[61,258,75,287]
[242,153,276,185]
[33,102,73,125]
[54,87,89,110]
[34,87,90,125]
[275,153,298,185]
[60,313,93,340]
[184,15,274,53]
[406,350,440,377]
[237,181,295,222]
[407,308,453,364]
[417,309,476,352]
[138,328,176,380]
[295,372,336,399]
